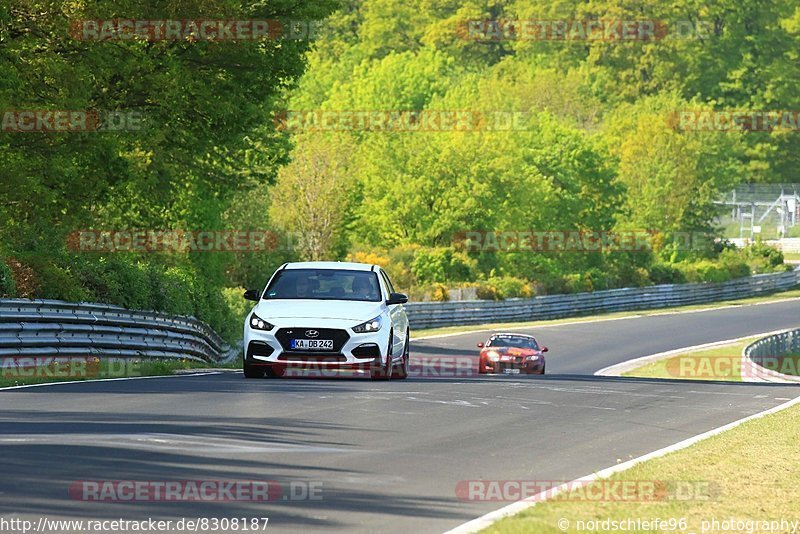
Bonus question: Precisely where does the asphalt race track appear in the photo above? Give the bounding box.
[2,299,800,533]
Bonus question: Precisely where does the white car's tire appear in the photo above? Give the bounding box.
[371,330,393,380]
[392,333,409,379]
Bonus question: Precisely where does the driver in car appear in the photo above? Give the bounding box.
[295,277,313,298]
[351,277,376,300]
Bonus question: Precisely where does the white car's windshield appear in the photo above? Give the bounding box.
[263,269,382,302]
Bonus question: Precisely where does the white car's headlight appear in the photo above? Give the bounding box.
[249,312,274,331]
[352,315,382,333]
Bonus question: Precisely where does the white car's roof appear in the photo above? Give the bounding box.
[282,261,376,272]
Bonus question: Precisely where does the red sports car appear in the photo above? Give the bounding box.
[477,333,548,375]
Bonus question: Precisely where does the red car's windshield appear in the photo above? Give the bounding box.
[486,335,539,350]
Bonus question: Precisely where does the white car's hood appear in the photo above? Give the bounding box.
[253,299,384,322]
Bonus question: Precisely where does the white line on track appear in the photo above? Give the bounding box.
[0,372,220,392]
[443,393,800,533]
[0,432,348,453]
[592,329,790,377]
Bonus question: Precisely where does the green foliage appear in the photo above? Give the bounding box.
[269,134,355,261]
[744,242,785,270]
[3,0,798,325]
[0,260,17,298]
[2,252,240,343]
[0,0,337,339]
[72,256,152,309]
[481,276,532,300]
[673,253,751,284]
[475,283,500,301]
[648,263,687,285]
[410,247,476,284]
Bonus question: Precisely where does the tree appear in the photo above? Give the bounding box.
[269,134,355,260]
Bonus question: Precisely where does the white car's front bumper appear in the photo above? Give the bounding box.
[243,316,391,368]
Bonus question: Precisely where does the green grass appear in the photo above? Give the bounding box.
[412,288,800,339]
[0,356,241,389]
[784,252,800,261]
[622,338,759,382]
[483,400,800,533]
[623,341,800,381]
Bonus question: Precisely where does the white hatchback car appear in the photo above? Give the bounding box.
[242,262,410,379]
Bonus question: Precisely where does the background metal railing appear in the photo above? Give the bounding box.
[743,328,800,383]
[1,269,798,363]
[405,268,800,329]
[0,299,237,363]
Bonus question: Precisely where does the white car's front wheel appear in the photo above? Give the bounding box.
[392,332,409,379]
[370,330,393,380]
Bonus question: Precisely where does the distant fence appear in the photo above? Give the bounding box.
[405,269,800,329]
[0,300,236,363]
[743,328,800,383]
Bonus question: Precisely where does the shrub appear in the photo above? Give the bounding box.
[411,247,476,284]
[385,245,418,290]
[35,263,89,302]
[485,276,532,299]
[675,260,728,283]
[0,260,16,297]
[158,266,197,316]
[71,255,153,309]
[563,273,588,293]
[475,282,500,300]
[582,268,609,291]
[222,286,252,326]
[648,263,687,285]
[348,246,417,291]
[8,258,38,298]
[717,249,751,279]
[348,251,390,268]
[738,242,785,274]
[430,283,450,302]
[746,242,784,268]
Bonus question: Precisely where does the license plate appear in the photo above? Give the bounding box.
[291,339,333,351]
[502,368,521,375]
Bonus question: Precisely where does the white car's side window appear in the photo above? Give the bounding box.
[379,269,396,296]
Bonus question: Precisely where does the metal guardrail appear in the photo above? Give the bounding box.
[743,328,800,383]
[0,299,237,363]
[1,269,797,364]
[405,269,800,329]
